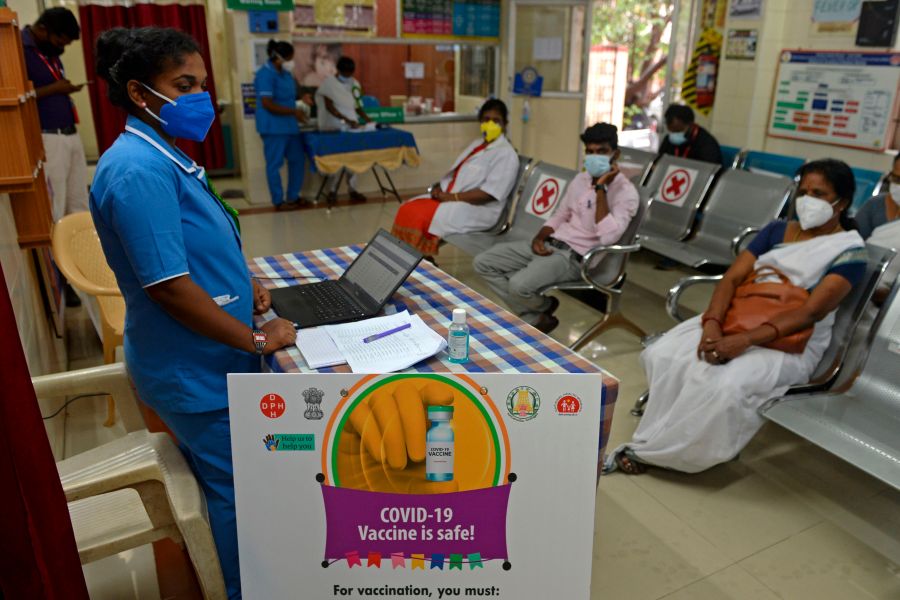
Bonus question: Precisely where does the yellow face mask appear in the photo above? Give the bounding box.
[480,120,502,143]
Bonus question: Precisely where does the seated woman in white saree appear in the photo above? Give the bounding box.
[390,98,519,258]
[607,159,867,475]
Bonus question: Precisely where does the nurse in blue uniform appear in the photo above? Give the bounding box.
[89,28,296,598]
[255,39,308,210]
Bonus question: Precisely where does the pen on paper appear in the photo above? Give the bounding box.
[362,323,412,344]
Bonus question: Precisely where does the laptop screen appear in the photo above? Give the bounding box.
[341,231,422,306]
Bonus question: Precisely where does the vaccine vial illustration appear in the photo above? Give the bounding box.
[447,308,469,363]
[426,405,454,481]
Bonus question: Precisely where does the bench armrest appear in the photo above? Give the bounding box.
[580,242,642,291]
[666,275,723,322]
[731,227,760,257]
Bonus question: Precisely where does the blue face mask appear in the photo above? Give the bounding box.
[142,84,216,142]
[337,74,351,84]
[668,130,687,146]
[584,154,611,177]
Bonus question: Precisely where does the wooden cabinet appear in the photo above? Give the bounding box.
[0,7,52,248]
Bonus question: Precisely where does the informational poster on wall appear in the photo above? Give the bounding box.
[401,0,500,39]
[768,50,900,151]
[228,372,605,599]
[294,0,376,36]
[812,0,862,33]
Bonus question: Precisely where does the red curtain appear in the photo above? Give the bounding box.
[0,264,89,599]
[78,2,226,169]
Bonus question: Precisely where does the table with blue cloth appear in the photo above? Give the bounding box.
[249,245,620,477]
[302,127,420,202]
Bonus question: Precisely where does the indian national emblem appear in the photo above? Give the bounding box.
[302,387,324,420]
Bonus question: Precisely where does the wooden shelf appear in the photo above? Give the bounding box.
[0,7,52,247]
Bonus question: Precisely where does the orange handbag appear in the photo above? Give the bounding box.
[722,266,813,354]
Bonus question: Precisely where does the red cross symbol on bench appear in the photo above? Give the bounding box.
[536,184,554,208]
[666,174,686,197]
[531,178,559,215]
[661,169,692,204]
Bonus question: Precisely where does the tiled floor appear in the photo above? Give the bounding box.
[51,197,900,599]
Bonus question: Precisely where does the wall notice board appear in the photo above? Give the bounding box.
[401,0,500,39]
[768,50,900,151]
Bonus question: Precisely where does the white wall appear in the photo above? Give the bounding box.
[711,0,899,172]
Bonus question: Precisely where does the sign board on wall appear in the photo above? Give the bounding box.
[227,0,293,11]
[401,0,500,39]
[726,29,757,60]
[767,50,900,152]
[228,372,604,598]
[812,0,862,32]
[294,0,376,36]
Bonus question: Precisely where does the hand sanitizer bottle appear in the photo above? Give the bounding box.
[447,308,469,363]
[426,406,454,481]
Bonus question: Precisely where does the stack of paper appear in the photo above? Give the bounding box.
[295,311,447,373]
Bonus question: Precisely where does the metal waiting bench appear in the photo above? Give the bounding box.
[640,169,795,269]
[742,150,806,179]
[444,160,577,256]
[761,275,900,491]
[539,194,648,350]
[720,145,744,169]
[632,244,896,417]
[850,166,886,215]
[618,146,658,187]
[637,154,721,243]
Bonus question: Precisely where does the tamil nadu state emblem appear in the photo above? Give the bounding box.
[302,387,324,420]
[506,386,540,422]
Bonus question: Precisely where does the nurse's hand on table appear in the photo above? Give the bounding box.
[252,279,271,314]
[260,318,296,354]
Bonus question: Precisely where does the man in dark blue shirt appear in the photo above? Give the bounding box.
[22,8,89,223]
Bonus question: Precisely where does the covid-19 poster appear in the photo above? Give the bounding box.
[228,372,606,598]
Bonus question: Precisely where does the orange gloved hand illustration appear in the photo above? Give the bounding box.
[335,379,496,494]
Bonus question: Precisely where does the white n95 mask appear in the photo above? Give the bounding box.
[795,194,839,230]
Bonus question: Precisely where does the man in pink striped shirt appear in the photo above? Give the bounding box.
[474,123,640,333]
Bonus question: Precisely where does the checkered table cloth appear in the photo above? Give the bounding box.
[248,246,619,460]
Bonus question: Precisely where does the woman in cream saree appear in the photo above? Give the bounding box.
[607,159,867,474]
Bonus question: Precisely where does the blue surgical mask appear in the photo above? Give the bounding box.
[337,74,351,84]
[584,154,611,177]
[669,131,687,146]
[141,84,216,142]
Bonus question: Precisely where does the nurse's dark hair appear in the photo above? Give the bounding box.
[95,27,200,110]
[478,98,508,123]
[337,56,355,73]
[267,39,294,60]
[796,158,857,231]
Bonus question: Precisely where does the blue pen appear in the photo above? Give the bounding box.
[362,322,412,344]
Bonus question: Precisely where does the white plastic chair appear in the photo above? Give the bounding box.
[31,362,144,433]
[33,365,227,599]
[58,430,227,599]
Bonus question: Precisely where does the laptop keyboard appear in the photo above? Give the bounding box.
[295,283,365,321]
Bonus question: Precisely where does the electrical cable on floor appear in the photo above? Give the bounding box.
[42,393,109,420]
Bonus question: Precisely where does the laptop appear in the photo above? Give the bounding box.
[270,229,423,328]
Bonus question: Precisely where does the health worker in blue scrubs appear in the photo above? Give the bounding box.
[89,27,296,598]
[255,39,308,210]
